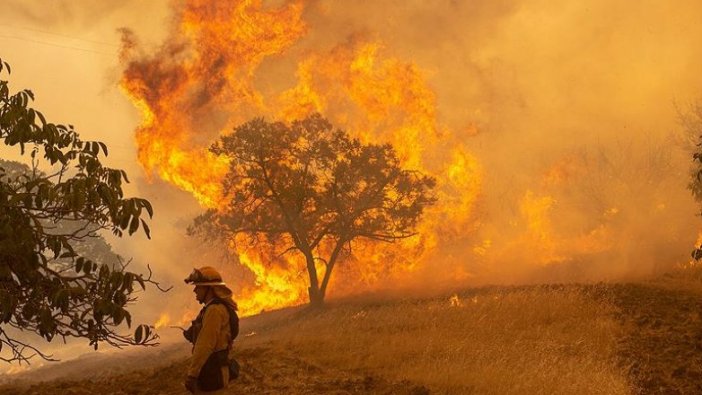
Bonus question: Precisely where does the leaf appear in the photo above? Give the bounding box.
[98,141,108,156]
[141,219,151,239]
[113,308,125,326]
[83,260,93,275]
[97,184,113,205]
[110,272,123,290]
[114,292,127,306]
[141,199,154,218]
[48,236,62,259]
[75,258,84,274]
[128,216,139,235]
[36,111,47,126]
[135,325,144,344]
[121,273,132,292]
[120,170,130,183]
[27,109,36,125]
[136,275,146,291]
[119,213,130,230]
[54,290,69,312]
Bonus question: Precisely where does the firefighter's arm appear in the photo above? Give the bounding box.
[187,304,227,377]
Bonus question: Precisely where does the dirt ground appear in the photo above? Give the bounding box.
[1,346,430,395]
[3,282,702,394]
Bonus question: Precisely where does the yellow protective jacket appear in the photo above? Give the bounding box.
[187,301,232,380]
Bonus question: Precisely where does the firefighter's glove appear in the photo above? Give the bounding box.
[183,320,201,344]
[184,376,198,393]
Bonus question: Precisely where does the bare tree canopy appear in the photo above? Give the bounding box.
[190,114,436,306]
[0,59,165,364]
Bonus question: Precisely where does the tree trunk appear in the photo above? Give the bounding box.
[303,250,324,307]
[319,239,345,301]
[308,286,324,308]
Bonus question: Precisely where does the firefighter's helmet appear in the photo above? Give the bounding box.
[184,266,227,286]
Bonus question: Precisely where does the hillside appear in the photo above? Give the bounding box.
[3,274,702,394]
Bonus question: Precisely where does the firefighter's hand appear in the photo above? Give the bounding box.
[184,376,198,393]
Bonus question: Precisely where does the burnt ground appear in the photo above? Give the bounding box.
[0,346,430,395]
[603,283,702,395]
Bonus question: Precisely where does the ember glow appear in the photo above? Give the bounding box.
[120,0,700,317]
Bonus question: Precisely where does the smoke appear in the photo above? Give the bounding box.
[0,1,128,26]
[5,0,702,372]
[299,0,702,282]
[115,0,702,299]
[308,2,694,275]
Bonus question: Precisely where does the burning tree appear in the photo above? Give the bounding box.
[0,59,162,363]
[190,114,436,307]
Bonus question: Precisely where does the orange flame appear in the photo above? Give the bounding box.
[121,0,481,315]
[235,252,308,315]
[154,313,171,329]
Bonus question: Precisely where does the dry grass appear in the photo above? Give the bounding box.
[2,285,633,394]
[246,286,629,394]
[650,263,702,295]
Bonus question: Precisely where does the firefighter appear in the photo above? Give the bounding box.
[183,266,239,394]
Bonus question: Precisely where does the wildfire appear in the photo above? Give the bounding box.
[122,0,659,318]
[235,252,308,315]
[121,0,482,314]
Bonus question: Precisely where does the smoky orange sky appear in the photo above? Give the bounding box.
[2,0,702,368]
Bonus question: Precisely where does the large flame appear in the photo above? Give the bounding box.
[120,0,307,209]
[122,0,691,318]
[121,0,700,319]
[120,0,482,316]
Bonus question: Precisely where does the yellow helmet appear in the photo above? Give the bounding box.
[184,266,227,286]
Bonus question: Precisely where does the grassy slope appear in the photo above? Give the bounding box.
[10,266,702,394]
[2,283,646,394]
[249,286,629,395]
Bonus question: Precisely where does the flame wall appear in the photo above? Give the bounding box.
[116,0,702,317]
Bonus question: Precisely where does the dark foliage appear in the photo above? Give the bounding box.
[0,59,164,364]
